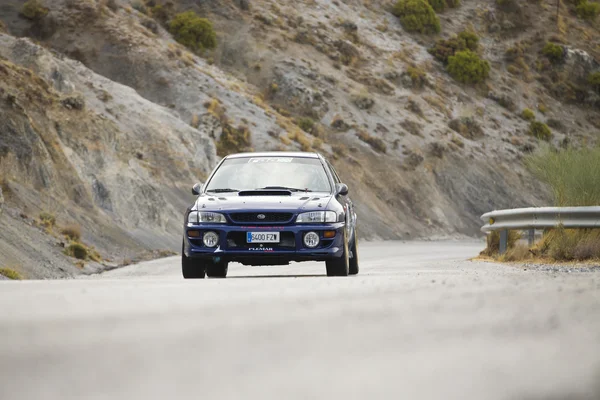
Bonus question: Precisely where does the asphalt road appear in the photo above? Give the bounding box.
[1,240,600,400]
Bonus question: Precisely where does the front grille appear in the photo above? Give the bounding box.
[229,212,294,224]
[226,231,296,249]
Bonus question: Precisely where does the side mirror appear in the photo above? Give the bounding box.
[192,182,203,195]
[336,183,349,196]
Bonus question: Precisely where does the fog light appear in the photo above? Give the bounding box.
[323,231,336,238]
[188,230,200,237]
[304,232,320,248]
[203,231,219,247]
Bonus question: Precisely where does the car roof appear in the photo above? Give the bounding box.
[224,151,320,159]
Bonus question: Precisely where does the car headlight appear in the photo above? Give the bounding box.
[296,211,337,223]
[188,211,227,224]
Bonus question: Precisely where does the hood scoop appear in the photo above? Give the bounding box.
[238,190,292,197]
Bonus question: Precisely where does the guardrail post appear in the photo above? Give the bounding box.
[499,230,508,255]
[528,229,535,246]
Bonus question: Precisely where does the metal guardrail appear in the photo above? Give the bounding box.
[480,207,600,254]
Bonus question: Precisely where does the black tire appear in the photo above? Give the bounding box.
[182,242,206,279]
[326,230,349,277]
[349,229,359,276]
[206,261,229,278]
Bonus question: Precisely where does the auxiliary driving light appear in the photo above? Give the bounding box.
[203,231,219,247]
[303,232,320,248]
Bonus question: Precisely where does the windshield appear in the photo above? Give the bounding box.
[205,156,332,193]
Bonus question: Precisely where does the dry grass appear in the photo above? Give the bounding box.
[499,244,532,262]
[534,228,600,261]
[39,212,56,229]
[482,228,600,263]
[526,145,600,207]
[0,267,23,280]
[61,224,82,241]
[480,230,522,257]
[287,131,312,152]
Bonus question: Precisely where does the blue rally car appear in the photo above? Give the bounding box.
[182,152,359,278]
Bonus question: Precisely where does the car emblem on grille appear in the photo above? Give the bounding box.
[257,214,266,220]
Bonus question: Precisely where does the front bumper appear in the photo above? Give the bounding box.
[183,222,345,265]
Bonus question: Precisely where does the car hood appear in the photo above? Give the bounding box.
[193,192,333,212]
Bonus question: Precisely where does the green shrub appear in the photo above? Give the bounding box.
[392,0,441,34]
[429,30,478,63]
[427,0,446,12]
[66,243,88,260]
[458,30,479,51]
[447,50,490,83]
[297,117,315,133]
[521,108,535,121]
[542,42,564,63]
[0,267,23,280]
[446,0,461,7]
[20,0,48,20]
[526,145,600,206]
[169,11,217,52]
[588,71,600,91]
[528,121,552,140]
[576,1,600,19]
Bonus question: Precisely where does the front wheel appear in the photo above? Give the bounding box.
[349,229,359,275]
[206,261,229,278]
[182,241,206,279]
[326,230,349,277]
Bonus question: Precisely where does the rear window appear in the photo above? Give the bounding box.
[205,157,331,192]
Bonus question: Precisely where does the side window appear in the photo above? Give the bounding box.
[327,161,341,184]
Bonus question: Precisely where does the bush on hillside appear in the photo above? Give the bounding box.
[429,30,478,63]
[20,0,48,20]
[169,11,217,52]
[427,0,446,12]
[521,108,535,121]
[446,0,461,7]
[542,42,564,63]
[447,50,490,83]
[217,123,252,156]
[576,1,600,19]
[392,0,441,34]
[297,117,315,134]
[66,243,88,260]
[527,121,552,140]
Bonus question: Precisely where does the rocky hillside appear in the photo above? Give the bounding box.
[0,0,598,278]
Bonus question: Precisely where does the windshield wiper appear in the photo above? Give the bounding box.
[258,186,313,192]
[206,188,240,193]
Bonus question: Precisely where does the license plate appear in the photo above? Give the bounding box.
[247,232,280,243]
